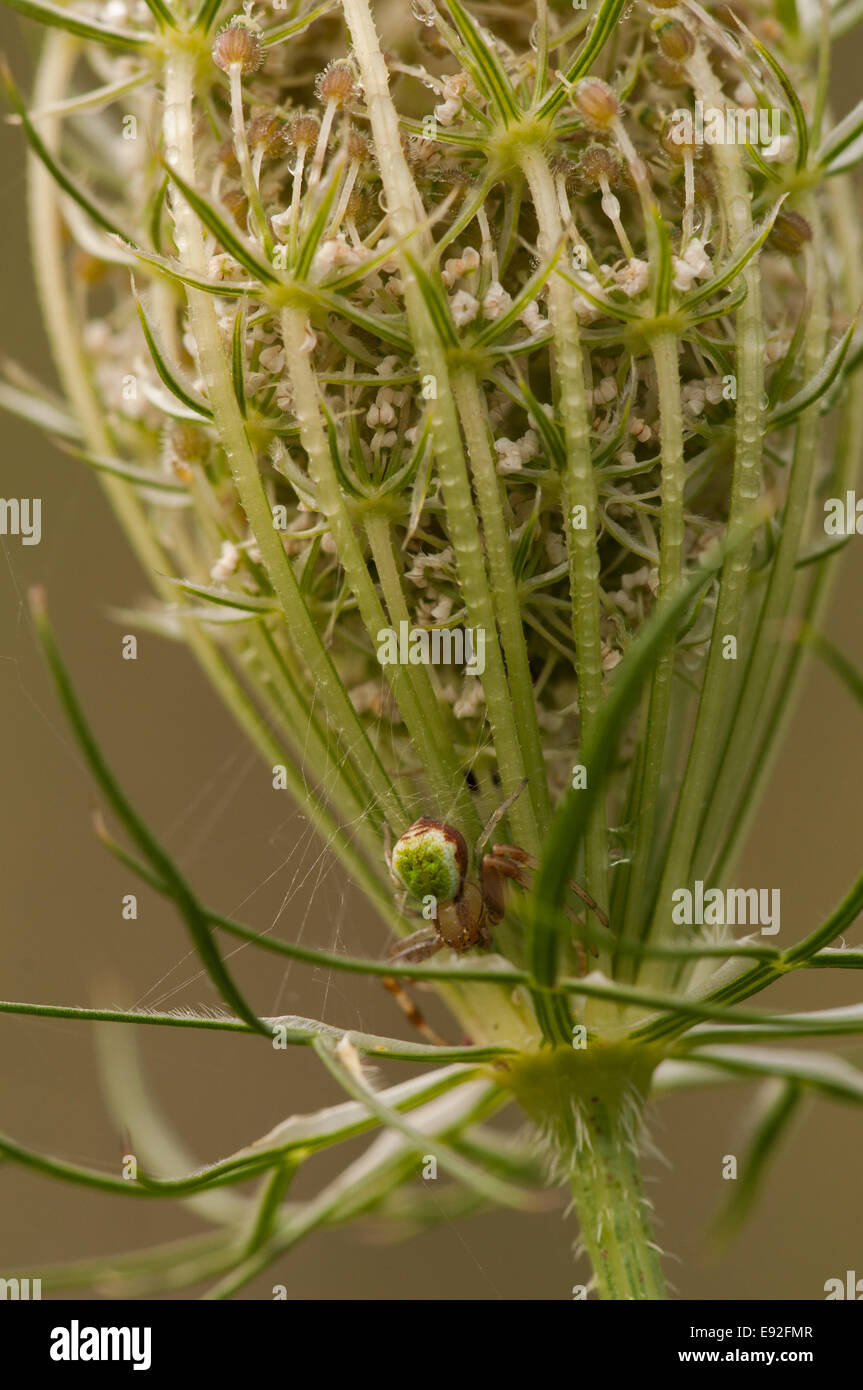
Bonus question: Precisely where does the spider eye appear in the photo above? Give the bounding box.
[390,819,468,904]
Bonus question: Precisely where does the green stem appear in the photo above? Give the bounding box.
[161,43,406,834]
[280,303,475,831]
[451,367,551,832]
[617,335,685,966]
[519,144,608,907]
[340,0,537,856]
[646,43,766,956]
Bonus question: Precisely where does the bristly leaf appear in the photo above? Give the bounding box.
[3,0,153,48]
[162,163,280,286]
[3,67,131,242]
[684,199,787,309]
[133,284,214,419]
[444,0,521,125]
[766,316,858,431]
[60,444,188,493]
[539,0,629,118]
[231,304,247,418]
[126,241,255,298]
[730,14,809,172]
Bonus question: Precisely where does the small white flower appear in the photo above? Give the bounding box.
[210,540,240,584]
[494,438,522,473]
[520,300,547,334]
[482,280,513,320]
[672,237,713,291]
[450,289,480,326]
[614,258,649,297]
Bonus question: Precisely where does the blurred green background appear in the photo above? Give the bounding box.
[1,8,862,1300]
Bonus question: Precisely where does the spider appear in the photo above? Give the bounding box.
[381,780,609,1043]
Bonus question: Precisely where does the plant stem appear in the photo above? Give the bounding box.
[519,144,608,907]
[646,42,766,958]
[161,42,407,834]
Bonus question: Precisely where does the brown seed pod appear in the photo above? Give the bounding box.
[315,60,359,106]
[655,18,695,61]
[221,187,249,232]
[661,113,699,160]
[287,113,321,149]
[769,209,813,257]
[577,143,622,187]
[247,114,289,157]
[211,19,264,76]
[342,129,371,163]
[653,54,688,88]
[217,138,241,175]
[574,77,619,132]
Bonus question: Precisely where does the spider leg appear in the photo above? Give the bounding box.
[474,777,529,859]
[388,928,441,965]
[491,844,610,930]
[483,849,590,975]
[382,934,447,1045]
[381,975,448,1046]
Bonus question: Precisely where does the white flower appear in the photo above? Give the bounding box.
[449,289,479,326]
[672,237,713,291]
[482,280,513,320]
[494,438,522,473]
[520,300,547,333]
[311,236,367,277]
[614,258,649,297]
[210,540,240,583]
[571,269,605,322]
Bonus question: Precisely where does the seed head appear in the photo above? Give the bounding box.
[315,60,359,106]
[221,187,249,232]
[769,209,813,257]
[342,129,371,163]
[287,113,321,149]
[661,114,699,159]
[574,78,619,132]
[578,143,622,187]
[211,18,264,76]
[655,18,695,61]
[247,114,289,157]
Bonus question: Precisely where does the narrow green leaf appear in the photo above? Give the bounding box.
[445,0,521,124]
[402,251,459,348]
[231,303,247,417]
[0,375,80,440]
[163,162,280,285]
[61,445,187,493]
[4,68,130,242]
[28,592,272,1038]
[473,237,565,347]
[730,15,808,171]
[2,0,152,49]
[817,95,863,168]
[126,241,255,298]
[133,286,214,418]
[802,626,863,705]
[539,0,628,119]
[260,1,336,48]
[766,317,858,431]
[708,1080,802,1246]
[530,534,743,993]
[684,199,786,309]
[652,206,673,316]
[678,1045,863,1106]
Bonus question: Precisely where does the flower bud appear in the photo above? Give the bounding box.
[655,18,695,61]
[577,143,622,187]
[574,78,619,132]
[287,113,321,149]
[315,60,359,106]
[247,114,289,158]
[768,209,813,257]
[211,19,264,76]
